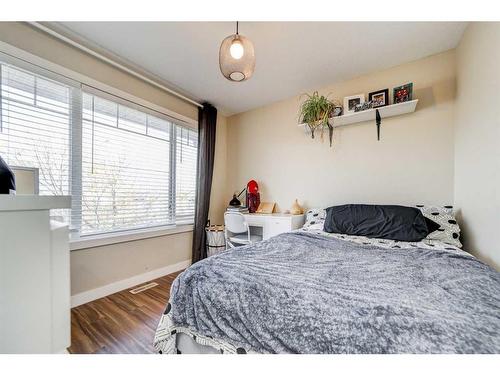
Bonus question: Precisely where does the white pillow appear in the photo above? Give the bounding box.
[302,208,326,231]
[415,205,462,248]
[415,204,453,215]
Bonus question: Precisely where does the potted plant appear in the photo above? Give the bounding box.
[299,91,338,147]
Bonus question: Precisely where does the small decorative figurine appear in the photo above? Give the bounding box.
[290,199,303,215]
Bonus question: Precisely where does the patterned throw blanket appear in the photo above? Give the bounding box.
[154,231,500,354]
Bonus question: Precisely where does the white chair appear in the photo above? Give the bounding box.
[224,212,262,249]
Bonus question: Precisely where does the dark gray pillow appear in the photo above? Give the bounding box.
[324,204,430,242]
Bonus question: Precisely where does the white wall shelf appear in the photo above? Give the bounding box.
[299,99,418,130]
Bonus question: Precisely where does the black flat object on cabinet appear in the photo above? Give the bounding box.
[0,155,16,194]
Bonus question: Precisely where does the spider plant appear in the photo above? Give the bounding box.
[299,91,336,146]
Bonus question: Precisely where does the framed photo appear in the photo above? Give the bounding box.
[393,83,413,104]
[343,94,365,114]
[368,89,389,108]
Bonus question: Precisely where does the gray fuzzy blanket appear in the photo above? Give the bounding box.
[154,232,500,353]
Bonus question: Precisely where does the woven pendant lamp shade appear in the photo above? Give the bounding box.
[219,32,255,82]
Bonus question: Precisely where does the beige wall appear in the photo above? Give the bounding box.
[455,23,500,270]
[226,50,457,214]
[71,232,192,294]
[0,22,231,294]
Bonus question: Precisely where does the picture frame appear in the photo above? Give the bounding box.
[343,94,365,114]
[393,83,413,104]
[368,89,389,108]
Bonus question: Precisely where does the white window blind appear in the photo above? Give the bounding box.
[0,53,198,240]
[0,60,80,200]
[79,92,170,235]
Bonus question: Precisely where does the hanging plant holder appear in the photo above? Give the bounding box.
[299,91,338,147]
[307,119,324,140]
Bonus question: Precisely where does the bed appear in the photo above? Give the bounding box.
[153,206,500,354]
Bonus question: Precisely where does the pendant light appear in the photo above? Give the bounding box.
[219,22,255,82]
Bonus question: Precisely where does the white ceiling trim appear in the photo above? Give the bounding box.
[29,22,204,108]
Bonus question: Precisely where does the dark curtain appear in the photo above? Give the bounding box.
[191,102,217,263]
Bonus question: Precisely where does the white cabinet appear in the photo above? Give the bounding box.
[242,213,305,240]
[0,196,71,354]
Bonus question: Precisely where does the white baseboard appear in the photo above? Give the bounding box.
[71,259,191,308]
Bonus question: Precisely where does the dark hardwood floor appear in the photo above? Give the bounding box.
[69,270,182,354]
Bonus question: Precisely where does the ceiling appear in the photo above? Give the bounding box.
[50,22,467,116]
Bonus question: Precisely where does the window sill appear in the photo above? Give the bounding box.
[70,224,194,251]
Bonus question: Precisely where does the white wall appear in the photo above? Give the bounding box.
[455,23,500,270]
[226,50,457,214]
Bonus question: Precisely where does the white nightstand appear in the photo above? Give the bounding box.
[242,213,305,240]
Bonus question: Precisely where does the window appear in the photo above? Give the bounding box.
[0,55,198,239]
[0,63,74,197]
[78,91,198,235]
